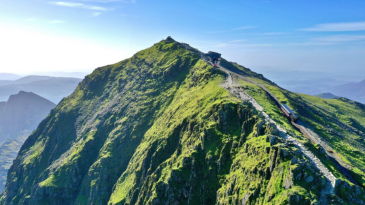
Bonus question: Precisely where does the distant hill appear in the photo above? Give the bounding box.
[277,77,354,95]
[0,73,21,81]
[315,92,340,99]
[0,91,56,192]
[329,79,365,104]
[0,75,52,86]
[32,72,88,79]
[0,75,82,103]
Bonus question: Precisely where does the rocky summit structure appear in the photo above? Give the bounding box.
[0,38,365,205]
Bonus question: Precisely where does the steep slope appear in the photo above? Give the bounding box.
[0,91,56,192]
[1,38,364,205]
[0,76,82,103]
[221,60,365,178]
[219,61,365,203]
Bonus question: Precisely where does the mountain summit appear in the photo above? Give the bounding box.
[1,38,365,205]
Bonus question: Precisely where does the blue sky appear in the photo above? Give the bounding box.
[1,0,365,81]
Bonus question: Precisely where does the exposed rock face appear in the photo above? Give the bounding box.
[335,179,365,205]
[0,39,364,205]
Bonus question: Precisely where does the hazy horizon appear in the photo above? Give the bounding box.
[1,1,365,98]
[1,1,365,75]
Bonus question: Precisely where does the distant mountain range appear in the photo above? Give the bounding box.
[277,77,354,96]
[278,77,365,104]
[31,71,88,79]
[0,91,56,192]
[315,92,339,99]
[0,75,82,103]
[328,79,365,104]
[0,73,21,81]
[0,72,88,81]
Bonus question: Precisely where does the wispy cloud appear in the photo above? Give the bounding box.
[286,35,365,47]
[301,22,365,32]
[49,1,108,10]
[261,32,289,35]
[312,35,365,42]
[92,12,101,16]
[232,26,256,30]
[228,39,246,43]
[204,30,229,34]
[287,42,339,46]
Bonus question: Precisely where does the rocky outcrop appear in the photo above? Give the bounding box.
[335,179,365,205]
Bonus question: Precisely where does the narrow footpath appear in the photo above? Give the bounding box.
[212,60,336,203]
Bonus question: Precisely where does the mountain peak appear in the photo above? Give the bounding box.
[7,91,55,107]
[17,90,30,95]
[165,36,175,42]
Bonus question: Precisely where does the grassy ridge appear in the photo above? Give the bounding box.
[227,60,365,188]
[1,39,364,205]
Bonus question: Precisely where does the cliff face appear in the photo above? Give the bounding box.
[1,39,364,205]
[0,91,56,192]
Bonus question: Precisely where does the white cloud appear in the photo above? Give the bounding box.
[313,35,365,42]
[92,12,101,16]
[301,22,365,32]
[49,1,108,10]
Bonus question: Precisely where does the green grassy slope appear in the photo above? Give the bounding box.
[1,39,364,205]
[227,61,365,191]
[294,95,365,184]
